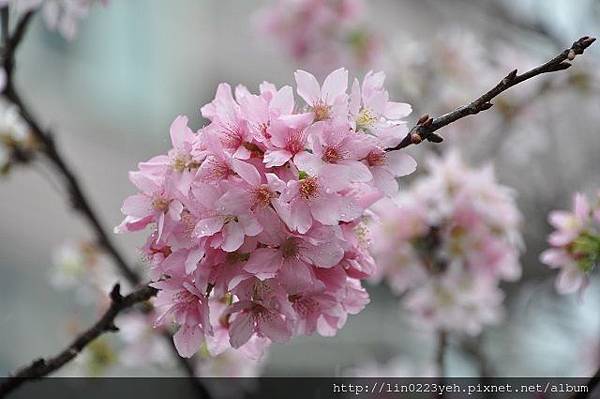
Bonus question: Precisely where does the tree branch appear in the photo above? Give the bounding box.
[435,331,448,398]
[0,10,211,398]
[573,366,600,399]
[0,284,157,398]
[387,36,596,151]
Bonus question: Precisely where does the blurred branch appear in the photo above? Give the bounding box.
[461,336,495,378]
[0,10,211,397]
[1,12,139,284]
[460,0,564,48]
[0,284,157,398]
[573,367,600,399]
[388,36,596,151]
[436,331,447,395]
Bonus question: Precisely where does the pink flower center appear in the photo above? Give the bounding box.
[251,280,274,302]
[260,123,271,139]
[313,101,331,121]
[152,197,170,212]
[220,122,244,150]
[174,289,197,305]
[281,238,299,259]
[202,157,232,181]
[299,176,319,200]
[252,185,274,208]
[149,244,172,258]
[286,130,305,154]
[180,210,196,237]
[290,295,317,317]
[323,146,342,163]
[366,149,386,167]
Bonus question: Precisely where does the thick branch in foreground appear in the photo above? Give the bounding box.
[388,36,596,151]
[0,284,156,398]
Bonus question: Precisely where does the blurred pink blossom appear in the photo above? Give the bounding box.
[370,150,523,335]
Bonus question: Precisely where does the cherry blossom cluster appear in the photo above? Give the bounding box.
[116,68,417,358]
[540,192,600,295]
[0,0,106,40]
[255,0,379,73]
[370,151,523,335]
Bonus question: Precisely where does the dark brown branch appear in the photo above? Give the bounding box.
[388,36,596,151]
[573,366,600,399]
[0,10,210,397]
[435,331,448,398]
[0,284,157,398]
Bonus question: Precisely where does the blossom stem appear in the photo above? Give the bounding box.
[0,10,211,397]
[387,36,596,151]
[0,284,156,398]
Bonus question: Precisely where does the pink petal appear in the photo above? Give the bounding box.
[244,248,282,277]
[339,161,373,182]
[321,68,348,104]
[294,69,321,105]
[194,216,225,237]
[290,201,313,234]
[221,222,245,252]
[121,194,153,218]
[128,171,159,193]
[372,167,399,196]
[385,102,412,119]
[294,151,323,176]
[270,85,295,115]
[239,214,263,236]
[310,195,342,226]
[185,247,205,274]
[259,313,291,343]
[231,159,261,186]
[302,241,343,268]
[556,267,585,294]
[349,78,361,117]
[264,149,293,167]
[169,115,189,150]
[539,249,570,268]
[280,258,314,293]
[386,151,417,176]
[173,325,203,358]
[229,312,255,349]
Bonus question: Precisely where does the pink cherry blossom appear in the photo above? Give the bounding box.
[541,192,600,295]
[370,150,523,335]
[294,120,372,190]
[295,68,349,122]
[225,278,294,348]
[116,68,415,358]
[152,272,212,358]
[350,71,412,148]
[255,0,380,73]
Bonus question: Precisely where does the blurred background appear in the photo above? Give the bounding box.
[1,0,599,379]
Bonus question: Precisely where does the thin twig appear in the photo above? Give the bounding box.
[387,36,596,151]
[0,10,210,397]
[0,284,157,398]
